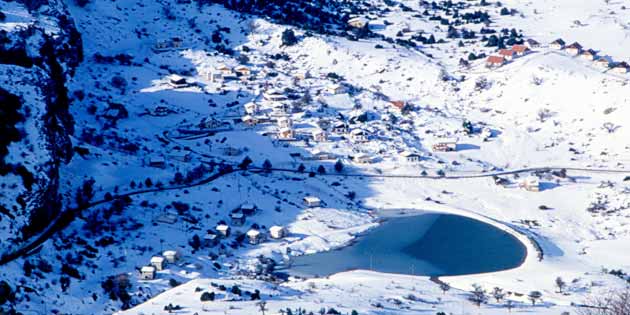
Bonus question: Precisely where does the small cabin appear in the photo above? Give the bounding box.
[498,49,515,61]
[230,212,246,226]
[549,38,565,50]
[511,44,529,56]
[240,204,257,216]
[140,266,156,280]
[216,224,231,237]
[148,156,166,168]
[347,17,368,29]
[168,74,189,88]
[332,122,348,134]
[400,151,422,163]
[349,129,368,143]
[432,138,457,152]
[326,84,345,95]
[277,127,294,140]
[580,49,597,61]
[241,115,258,126]
[312,129,327,142]
[565,42,583,56]
[269,226,286,239]
[244,102,258,115]
[520,176,540,192]
[150,256,165,271]
[203,233,218,247]
[303,196,321,208]
[485,55,505,68]
[246,229,263,245]
[612,62,629,74]
[163,250,178,264]
[277,116,293,129]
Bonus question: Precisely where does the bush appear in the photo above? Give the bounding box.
[200,291,215,301]
[281,29,298,46]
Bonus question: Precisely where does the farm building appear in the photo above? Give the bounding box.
[312,129,327,142]
[150,256,165,271]
[140,266,156,280]
[230,212,246,226]
[269,226,286,239]
[303,196,321,207]
[432,138,457,152]
[549,38,566,50]
[485,56,505,68]
[400,151,422,163]
[511,44,529,56]
[498,49,515,61]
[565,42,583,56]
[167,74,189,88]
[163,250,178,264]
[247,229,263,245]
[520,176,541,192]
[216,224,230,237]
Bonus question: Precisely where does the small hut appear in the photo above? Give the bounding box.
[163,250,178,264]
[303,196,321,208]
[269,226,286,239]
[216,224,231,237]
[140,266,156,280]
[150,256,165,271]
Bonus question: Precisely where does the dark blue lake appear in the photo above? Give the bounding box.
[289,214,527,277]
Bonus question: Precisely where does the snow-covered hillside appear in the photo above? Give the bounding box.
[1,0,629,314]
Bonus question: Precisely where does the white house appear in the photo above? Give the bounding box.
[350,129,368,142]
[400,151,422,163]
[150,256,165,271]
[140,266,156,280]
[216,224,230,237]
[277,116,293,129]
[312,129,327,142]
[246,229,263,245]
[520,176,541,192]
[303,196,321,207]
[244,102,258,115]
[163,250,178,264]
[269,226,286,239]
[432,138,458,152]
[326,84,345,95]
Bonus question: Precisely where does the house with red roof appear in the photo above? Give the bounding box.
[498,49,515,61]
[511,44,530,56]
[486,55,505,68]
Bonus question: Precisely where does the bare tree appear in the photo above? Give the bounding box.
[528,291,543,305]
[492,287,506,303]
[577,289,630,315]
[537,108,552,122]
[555,276,567,293]
[469,284,487,307]
[602,122,620,133]
[257,301,268,315]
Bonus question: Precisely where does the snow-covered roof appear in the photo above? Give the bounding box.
[230,212,244,219]
[400,151,421,157]
[163,250,177,257]
[216,224,230,231]
[141,266,156,273]
[246,229,261,237]
[269,226,285,233]
[150,256,165,263]
[241,204,256,210]
[303,196,321,203]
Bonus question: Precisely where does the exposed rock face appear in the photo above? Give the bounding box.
[0,0,82,254]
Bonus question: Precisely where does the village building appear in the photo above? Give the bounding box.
[432,138,458,152]
[303,149,335,161]
[244,102,258,115]
[277,127,295,140]
[234,65,251,77]
[277,116,293,129]
[332,122,348,134]
[326,84,346,95]
[549,38,566,50]
[498,49,515,61]
[354,153,374,164]
[167,74,189,88]
[230,212,246,226]
[199,117,228,130]
[594,57,611,69]
[269,226,286,239]
[240,204,257,216]
[565,42,583,56]
[400,151,422,163]
[349,129,369,142]
[303,196,321,207]
[485,55,505,68]
[150,256,165,271]
[580,49,597,61]
[526,38,540,48]
[216,224,230,237]
[511,44,530,56]
[241,115,258,126]
[215,64,233,76]
[246,229,263,245]
[203,233,218,247]
[612,62,630,74]
[140,266,156,280]
[520,176,541,192]
[203,68,223,83]
[347,16,369,29]
[263,89,287,102]
[163,250,178,264]
[312,129,327,142]
[148,156,166,168]
[389,100,407,112]
[272,103,292,115]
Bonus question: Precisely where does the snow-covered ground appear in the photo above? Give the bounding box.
[2,0,630,314]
